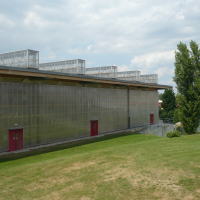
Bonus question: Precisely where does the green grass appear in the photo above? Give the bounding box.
[1,132,200,199]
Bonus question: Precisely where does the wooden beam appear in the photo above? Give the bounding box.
[0,68,172,90]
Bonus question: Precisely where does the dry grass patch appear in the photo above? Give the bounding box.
[1,133,200,199]
[100,163,193,199]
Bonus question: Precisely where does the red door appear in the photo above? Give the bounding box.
[150,114,154,125]
[91,121,98,136]
[9,129,23,152]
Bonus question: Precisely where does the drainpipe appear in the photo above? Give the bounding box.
[127,86,130,129]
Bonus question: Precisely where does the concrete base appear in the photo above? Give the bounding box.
[0,129,131,156]
[141,124,174,137]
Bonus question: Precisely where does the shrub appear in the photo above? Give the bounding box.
[175,122,185,134]
[166,131,181,138]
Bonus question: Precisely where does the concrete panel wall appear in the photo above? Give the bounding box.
[145,124,174,137]
[0,81,158,152]
[129,90,159,128]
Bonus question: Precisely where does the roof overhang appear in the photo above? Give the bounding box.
[0,66,172,90]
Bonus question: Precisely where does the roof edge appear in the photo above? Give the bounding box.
[0,65,172,90]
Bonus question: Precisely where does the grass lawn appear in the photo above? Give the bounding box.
[0,132,200,200]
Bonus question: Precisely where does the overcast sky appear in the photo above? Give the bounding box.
[0,0,200,92]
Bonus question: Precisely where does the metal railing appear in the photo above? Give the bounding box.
[141,119,174,135]
[159,118,174,124]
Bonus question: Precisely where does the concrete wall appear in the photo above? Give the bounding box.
[145,124,174,137]
[0,79,159,152]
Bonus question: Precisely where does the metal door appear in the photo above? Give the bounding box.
[9,129,23,152]
[91,120,98,136]
[150,114,154,125]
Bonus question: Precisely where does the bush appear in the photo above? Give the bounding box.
[175,122,185,135]
[166,130,181,138]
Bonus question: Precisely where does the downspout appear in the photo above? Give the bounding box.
[128,86,130,129]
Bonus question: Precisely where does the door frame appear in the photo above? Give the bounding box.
[8,127,24,152]
[150,114,154,125]
[90,119,98,136]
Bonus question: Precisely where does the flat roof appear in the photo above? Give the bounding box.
[140,74,157,76]
[0,65,172,90]
[40,59,85,65]
[86,66,117,69]
[117,70,140,73]
[0,49,39,55]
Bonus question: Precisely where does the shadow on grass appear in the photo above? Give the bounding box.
[0,131,140,163]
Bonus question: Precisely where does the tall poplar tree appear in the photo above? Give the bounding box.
[173,40,200,134]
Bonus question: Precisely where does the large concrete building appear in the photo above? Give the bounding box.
[0,49,172,152]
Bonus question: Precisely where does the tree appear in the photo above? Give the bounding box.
[173,108,180,124]
[173,40,200,134]
[161,89,176,113]
[159,93,163,100]
[173,93,181,124]
[159,108,168,119]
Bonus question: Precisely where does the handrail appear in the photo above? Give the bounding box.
[142,119,174,134]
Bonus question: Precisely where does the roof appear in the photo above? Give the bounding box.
[40,58,85,65]
[117,70,140,73]
[0,49,39,55]
[86,65,117,70]
[0,65,172,90]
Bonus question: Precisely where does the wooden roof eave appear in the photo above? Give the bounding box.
[0,68,172,90]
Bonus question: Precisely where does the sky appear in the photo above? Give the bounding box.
[0,0,200,92]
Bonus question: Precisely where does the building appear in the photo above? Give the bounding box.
[86,67,158,84]
[140,74,158,84]
[0,49,172,152]
[0,49,155,84]
[0,49,39,69]
[39,59,85,74]
[85,66,118,78]
[117,71,141,82]
[0,65,171,152]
